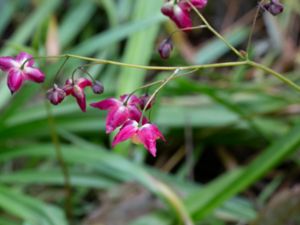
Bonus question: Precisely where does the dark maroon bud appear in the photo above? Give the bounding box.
[46,84,66,105]
[139,94,154,110]
[263,0,284,16]
[158,38,173,59]
[92,81,104,94]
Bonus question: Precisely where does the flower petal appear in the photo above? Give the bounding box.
[105,106,129,133]
[112,120,138,147]
[0,56,15,71]
[16,52,34,67]
[24,67,45,83]
[137,126,158,157]
[128,105,148,124]
[173,5,193,28]
[7,68,24,93]
[76,78,92,89]
[72,85,87,112]
[180,0,208,11]
[90,98,121,110]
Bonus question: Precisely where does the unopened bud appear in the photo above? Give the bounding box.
[158,38,173,59]
[263,0,284,16]
[139,94,154,110]
[92,81,104,94]
[47,84,66,105]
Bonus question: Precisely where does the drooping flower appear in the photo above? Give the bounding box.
[158,38,173,59]
[263,0,284,16]
[0,52,45,94]
[112,120,165,157]
[161,0,208,29]
[46,84,66,105]
[91,94,146,134]
[63,78,92,112]
[161,1,192,29]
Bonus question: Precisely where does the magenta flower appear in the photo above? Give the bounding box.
[91,95,146,134]
[161,0,208,29]
[63,78,92,112]
[161,1,192,29]
[0,52,45,94]
[180,0,208,11]
[112,120,165,157]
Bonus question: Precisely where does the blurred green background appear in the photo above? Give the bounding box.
[0,0,300,224]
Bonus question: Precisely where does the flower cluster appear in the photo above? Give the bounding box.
[91,94,165,157]
[161,0,208,29]
[0,52,45,94]
[47,77,104,112]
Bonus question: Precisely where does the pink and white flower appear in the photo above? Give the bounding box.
[0,52,45,94]
[91,95,146,134]
[112,120,165,157]
[63,78,92,112]
[161,0,208,29]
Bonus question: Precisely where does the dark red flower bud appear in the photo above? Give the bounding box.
[158,38,173,59]
[263,0,284,16]
[47,84,66,105]
[139,94,154,110]
[92,81,104,94]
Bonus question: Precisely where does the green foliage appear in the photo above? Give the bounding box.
[0,0,299,225]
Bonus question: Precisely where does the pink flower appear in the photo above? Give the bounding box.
[180,0,208,11]
[63,78,92,112]
[112,120,165,157]
[161,0,208,29]
[91,95,146,134]
[161,1,192,29]
[0,52,45,94]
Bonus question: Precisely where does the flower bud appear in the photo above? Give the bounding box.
[92,81,104,94]
[46,84,66,105]
[158,38,173,59]
[263,0,284,16]
[139,94,154,110]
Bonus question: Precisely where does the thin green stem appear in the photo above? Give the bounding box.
[246,0,266,56]
[150,176,194,225]
[53,56,70,82]
[44,101,73,221]
[184,0,244,59]
[139,69,180,125]
[247,61,300,92]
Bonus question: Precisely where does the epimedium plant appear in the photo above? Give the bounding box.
[0,0,289,160]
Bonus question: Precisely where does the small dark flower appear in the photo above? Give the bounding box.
[47,84,66,105]
[158,38,173,59]
[263,0,284,16]
[139,94,154,110]
[92,81,104,94]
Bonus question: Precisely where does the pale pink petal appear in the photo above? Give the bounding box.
[24,67,45,83]
[73,85,87,112]
[90,98,121,110]
[0,56,15,71]
[7,68,24,93]
[16,52,34,67]
[77,78,92,89]
[105,106,129,133]
[112,120,138,147]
